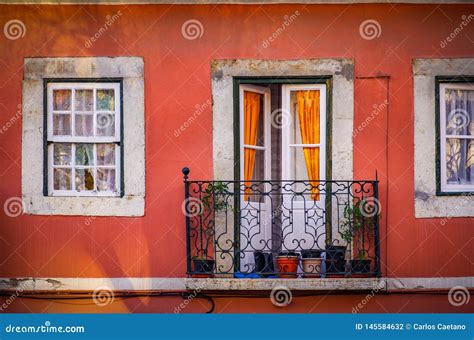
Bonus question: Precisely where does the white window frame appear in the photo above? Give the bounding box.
[439,83,474,193]
[47,82,122,197]
[282,83,327,202]
[239,84,272,185]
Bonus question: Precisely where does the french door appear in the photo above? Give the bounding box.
[239,85,272,272]
[238,83,327,272]
[281,84,327,252]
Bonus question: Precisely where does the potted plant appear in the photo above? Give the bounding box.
[337,199,374,277]
[253,251,275,277]
[276,251,299,278]
[189,182,226,278]
[324,245,347,277]
[202,181,229,213]
[301,249,323,278]
[340,200,365,243]
[191,224,215,278]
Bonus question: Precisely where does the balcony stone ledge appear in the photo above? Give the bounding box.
[2,277,472,293]
[185,278,386,291]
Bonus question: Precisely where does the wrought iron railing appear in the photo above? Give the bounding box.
[183,167,381,278]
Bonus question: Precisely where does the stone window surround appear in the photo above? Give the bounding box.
[413,58,474,218]
[209,59,354,273]
[211,58,354,182]
[22,57,145,216]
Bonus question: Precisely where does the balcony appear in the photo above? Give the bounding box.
[182,168,381,279]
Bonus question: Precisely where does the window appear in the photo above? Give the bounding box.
[238,81,329,256]
[239,82,327,194]
[239,84,271,202]
[439,82,474,193]
[22,57,144,216]
[413,58,474,218]
[46,83,122,196]
[282,84,326,201]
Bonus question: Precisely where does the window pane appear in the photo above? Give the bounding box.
[251,148,265,180]
[446,138,474,186]
[290,146,320,201]
[246,148,265,202]
[75,89,93,111]
[445,88,474,136]
[76,144,94,166]
[53,89,72,111]
[53,114,72,135]
[96,113,115,136]
[97,168,116,191]
[97,144,115,165]
[54,143,71,165]
[291,92,302,145]
[290,90,320,145]
[75,169,94,191]
[243,91,264,147]
[54,168,71,190]
[96,89,115,111]
[74,114,94,136]
[291,146,310,181]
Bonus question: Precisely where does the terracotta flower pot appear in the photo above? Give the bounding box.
[277,255,299,278]
[302,258,322,278]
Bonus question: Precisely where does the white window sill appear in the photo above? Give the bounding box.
[24,195,144,216]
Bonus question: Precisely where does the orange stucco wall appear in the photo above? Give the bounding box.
[0,3,473,313]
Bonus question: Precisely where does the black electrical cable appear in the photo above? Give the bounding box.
[0,290,458,314]
[0,291,216,313]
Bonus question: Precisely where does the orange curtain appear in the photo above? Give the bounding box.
[243,91,261,201]
[296,90,320,200]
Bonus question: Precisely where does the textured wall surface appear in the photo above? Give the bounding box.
[0,3,472,312]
